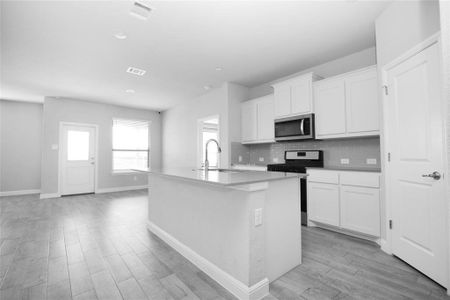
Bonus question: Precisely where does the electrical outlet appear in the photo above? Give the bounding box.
[366,158,377,165]
[259,157,264,162]
[51,144,58,150]
[340,158,350,165]
[273,157,279,163]
[238,155,242,162]
[254,208,263,226]
[133,175,137,181]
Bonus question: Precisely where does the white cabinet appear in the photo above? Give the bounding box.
[307,169,381,238]
[308,182,340,227]
[272,73,320,119]
[241,95,275,144]
[314,66,379,139]
[340,185,380,236]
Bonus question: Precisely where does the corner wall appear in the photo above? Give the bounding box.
[0,100,43,194]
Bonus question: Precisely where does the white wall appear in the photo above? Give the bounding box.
[375,0,440,66]
[248,47,377,99]
[162,83,249,169]
[0,100,42,193]
[40,97,162,194]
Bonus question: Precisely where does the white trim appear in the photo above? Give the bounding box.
[0,189,40,197]
[39,193,61,199]
[58,122,99,196]
[96,185,147,194]
[147,220,269,300]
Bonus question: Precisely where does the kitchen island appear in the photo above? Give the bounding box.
[136,167,304,300]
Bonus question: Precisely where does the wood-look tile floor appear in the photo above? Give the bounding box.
[0,190,448,300]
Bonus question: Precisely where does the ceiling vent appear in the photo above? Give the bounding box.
[126,67,147,76]
[130,1,152,20]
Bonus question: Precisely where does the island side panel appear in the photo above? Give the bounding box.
[147,173,262,287]
[265,177,302,282]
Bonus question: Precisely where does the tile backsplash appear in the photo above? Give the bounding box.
[231,137,381,170]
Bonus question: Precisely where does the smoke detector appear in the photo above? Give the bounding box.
[130,1,153,20]
[126,67,146,76]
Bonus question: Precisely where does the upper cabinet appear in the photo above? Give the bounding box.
[241,94,275,144]
[313,66,379,139]
[272,73,321,119]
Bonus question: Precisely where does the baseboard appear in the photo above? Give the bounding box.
[96,185,148,194]
[380,239,392,254]
[147,221,269,300]
[0,189,40,197]
[39,193,61,199]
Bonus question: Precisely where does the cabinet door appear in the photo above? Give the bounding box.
[241,101,257,142]
[273,84,291,118]
[340,185,380,236]
[314,78,346,138]
[345,68,379,135]
[257,96,275,142]
[291,78,312,115]
[308,182,340,226]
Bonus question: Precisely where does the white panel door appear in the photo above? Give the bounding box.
[241,101,257,142]
[340,185,380,236]
[257,95,275,142]
[314,78,346,137]
[291,78,312,115]
[61,124,96,195]
[274,84,291,118]
[345,67,379,135]
[386,42,447,286]
[308,182,340,227]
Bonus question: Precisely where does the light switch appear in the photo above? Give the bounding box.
[238,156,243,162]
[340,158,350,165]
[254,208,263,226]
[259,157,264,162]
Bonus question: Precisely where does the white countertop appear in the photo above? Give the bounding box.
[133,167,304,186]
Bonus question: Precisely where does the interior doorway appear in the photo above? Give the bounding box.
[197,116,220,168]
[59,123,97,196]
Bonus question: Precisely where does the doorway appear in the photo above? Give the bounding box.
[383,37,447,287]
[59,123,97,196]
[197,116,220,168]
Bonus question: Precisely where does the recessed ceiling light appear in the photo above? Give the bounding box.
[114,32,127,40]
[126,67,146,76]
[215,67,223,71]
[130,1,153,20]
[125,89,135,93]
[203,85,211,90]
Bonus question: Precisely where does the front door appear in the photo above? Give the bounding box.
[386,42,447,286]
[61,124,96,195]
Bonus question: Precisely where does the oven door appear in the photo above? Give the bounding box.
[274,114,314,141]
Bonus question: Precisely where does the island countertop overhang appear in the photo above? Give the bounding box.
[133,167,306,187]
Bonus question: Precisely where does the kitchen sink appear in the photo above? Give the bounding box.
[193,168,243,173]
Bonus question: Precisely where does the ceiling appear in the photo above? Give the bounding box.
[0,0,391,111]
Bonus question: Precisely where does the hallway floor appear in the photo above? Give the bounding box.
[0,190,448,299]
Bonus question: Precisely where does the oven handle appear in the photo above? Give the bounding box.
[300,119,305,135]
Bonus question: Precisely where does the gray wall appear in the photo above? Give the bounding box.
[41,97,162,194]
[0,100,43,193]
[232,137,381,171]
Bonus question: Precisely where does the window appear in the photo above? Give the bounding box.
[67,130,90,161]
[112,119,149,171]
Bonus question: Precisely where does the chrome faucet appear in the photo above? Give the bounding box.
[204,139,222,171]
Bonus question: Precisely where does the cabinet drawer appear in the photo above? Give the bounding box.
[307,170,339,184]
[340,172,380,188]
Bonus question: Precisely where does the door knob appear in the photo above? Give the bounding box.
[422,171,441,180]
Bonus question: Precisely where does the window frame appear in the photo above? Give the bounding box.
[111,118,151,174]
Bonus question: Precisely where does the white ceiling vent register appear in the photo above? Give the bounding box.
[130,1,152,20]
[126,67,147,76]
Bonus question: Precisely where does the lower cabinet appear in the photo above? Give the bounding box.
[340,185,380,236]
[307,169,381,238]
[308,182,340,227]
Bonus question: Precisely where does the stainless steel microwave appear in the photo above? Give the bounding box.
[274,114,315,141]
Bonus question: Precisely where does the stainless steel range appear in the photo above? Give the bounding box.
[267,150,324,225]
